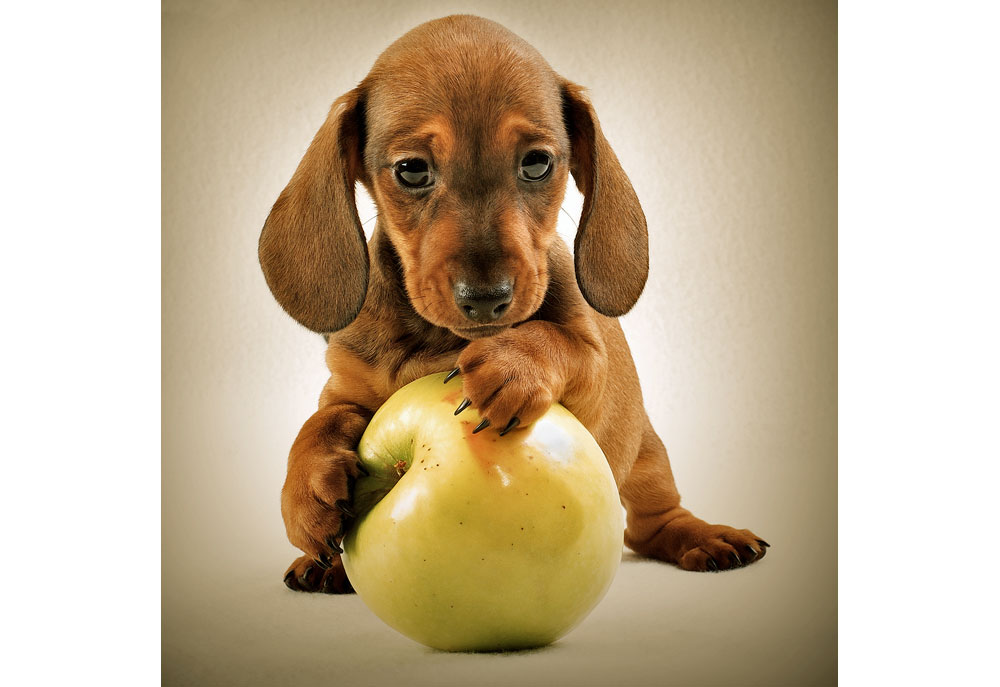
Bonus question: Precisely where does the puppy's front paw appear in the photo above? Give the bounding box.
[281,447,363,569]
[455,334,558,434]
[283,554,354,594]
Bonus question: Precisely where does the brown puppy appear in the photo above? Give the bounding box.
[260,15,768,594]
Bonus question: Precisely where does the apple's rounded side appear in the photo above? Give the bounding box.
[342,373,624,652]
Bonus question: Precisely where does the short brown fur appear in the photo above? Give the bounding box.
[260,15,768,593]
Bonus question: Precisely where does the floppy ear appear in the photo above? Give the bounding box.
[259,87,369,333]
[561,80,648,316]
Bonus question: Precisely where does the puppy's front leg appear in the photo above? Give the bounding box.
[281,399,372,593]
[456,319,605,432]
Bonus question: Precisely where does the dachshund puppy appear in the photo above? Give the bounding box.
[260,15,768,593]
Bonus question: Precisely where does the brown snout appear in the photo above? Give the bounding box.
[453,279,513,323]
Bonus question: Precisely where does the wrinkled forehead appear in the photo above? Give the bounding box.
[362,28,567,162]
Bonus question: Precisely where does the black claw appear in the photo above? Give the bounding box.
[335,500,355,518]
[455,398,472,415]
[706,556,719,571]
[315,553,332,570]
[444,368,460,384]
[355,461,369,476]
[499,417,520,436]
[329,539,344,555]
[283,570,296,588]
[745,546,759,561]
[473,418,490,434]
[729,551,743,567]
[757,539,771,548]
[302,565,320,585]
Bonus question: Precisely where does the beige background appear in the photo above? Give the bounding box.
[163,0,836,684]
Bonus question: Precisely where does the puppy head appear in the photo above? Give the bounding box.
[259,15,647,336]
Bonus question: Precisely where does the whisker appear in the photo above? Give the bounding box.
[559,205,579,228]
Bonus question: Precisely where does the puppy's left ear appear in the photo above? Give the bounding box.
[259,87,370,333]
[561,80,648,316]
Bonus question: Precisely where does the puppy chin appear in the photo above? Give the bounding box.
[408,302,510,340]
[448,323,511,340]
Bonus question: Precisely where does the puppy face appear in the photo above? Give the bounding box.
[361,31,570,339]
[259,16,648,336]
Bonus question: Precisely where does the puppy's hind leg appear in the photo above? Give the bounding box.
[621,428,769,572]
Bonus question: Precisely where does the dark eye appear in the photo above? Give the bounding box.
[518,150,552,181]
[394,159,433,188]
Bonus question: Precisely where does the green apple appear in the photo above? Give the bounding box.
[342,372,623,652]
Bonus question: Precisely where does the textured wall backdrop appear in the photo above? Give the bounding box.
[163,0,836,683]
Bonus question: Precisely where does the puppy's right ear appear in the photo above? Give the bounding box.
[259,87,369,333]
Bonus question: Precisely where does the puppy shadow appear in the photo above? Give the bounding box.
[621,550,650,564]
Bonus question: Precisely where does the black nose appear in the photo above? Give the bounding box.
[453,280,513,323]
